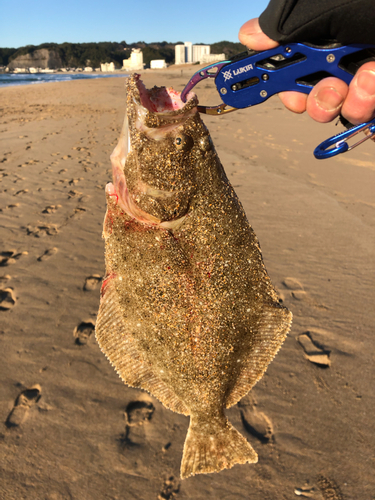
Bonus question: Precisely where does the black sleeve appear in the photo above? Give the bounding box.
[259,0,375,45]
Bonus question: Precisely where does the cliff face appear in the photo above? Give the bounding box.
[8,49,63,69]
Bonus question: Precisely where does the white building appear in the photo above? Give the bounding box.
[200,53,226,64]
[101,62,115,72]
[193,45,210,63]
[122,48,145,71]
[150,59,167,69]
[175,42,194,64]
[175,45,185,65]
[175,42,212,64]
[185,42,193,63]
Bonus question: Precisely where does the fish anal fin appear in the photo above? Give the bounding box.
[95,279,188,415]
[181,413,257,479]
[226,304,292,408]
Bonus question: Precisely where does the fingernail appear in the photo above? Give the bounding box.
[314,87,344,111]
[356,70,375,97]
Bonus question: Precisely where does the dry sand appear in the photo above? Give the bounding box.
[0,67,374,500]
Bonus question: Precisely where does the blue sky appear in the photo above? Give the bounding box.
[1,0,269,48]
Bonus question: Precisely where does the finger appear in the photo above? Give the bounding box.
[341,62,375,124]
[278,92,308,113]
[305,77,349,123]
[238,20,306,114]
[238,18,279,51]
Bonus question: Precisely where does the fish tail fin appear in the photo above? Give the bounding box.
[180,413,257,479]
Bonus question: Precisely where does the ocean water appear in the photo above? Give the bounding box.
[0,72,128,88]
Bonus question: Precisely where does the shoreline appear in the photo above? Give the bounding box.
[0,64,206,88]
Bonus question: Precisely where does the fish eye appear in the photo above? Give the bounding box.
[174,134,192,151]
[198,135,212,152]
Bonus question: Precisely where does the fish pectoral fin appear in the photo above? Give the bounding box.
[95,278,188,415]
[180,413,257,479]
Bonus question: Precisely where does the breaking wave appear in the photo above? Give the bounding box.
[0,72,128,88]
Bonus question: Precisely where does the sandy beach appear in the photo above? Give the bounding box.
[0,67,374,500]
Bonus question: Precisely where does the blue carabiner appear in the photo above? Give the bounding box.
[314,119,375,159]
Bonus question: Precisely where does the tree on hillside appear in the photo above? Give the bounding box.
[0,48,17,66]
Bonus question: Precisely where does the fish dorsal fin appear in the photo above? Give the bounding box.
[95,278,189,415]
[226,303,292,408]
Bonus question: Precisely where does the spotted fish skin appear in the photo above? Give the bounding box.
[95,74,292,478]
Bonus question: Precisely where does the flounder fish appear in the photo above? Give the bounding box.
[96,74,292,478]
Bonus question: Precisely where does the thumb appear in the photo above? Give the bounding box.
[239,18,279,51]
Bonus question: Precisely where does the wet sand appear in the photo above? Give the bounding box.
[0,67,374,500]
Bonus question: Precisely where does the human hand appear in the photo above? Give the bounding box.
[239,18,375,125]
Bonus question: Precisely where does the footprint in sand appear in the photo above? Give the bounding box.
[73,320,95,345]
[0,250,28,266]
[158,476,180,500]
[316,476,343,500]
[282,277,328,309]
[282,276,311,301]
[283,277,304,294]
[59,207,86,228]
[240,403,273,443]
[67,190,82,199]
[295,476,343,500]
[0,275,11,285]
[83,275,102,291]
[125,400,155,427]
[298,332,331,367]
[18,160,39,168]
[68,178,83,186]
[1,203,20,212]
[13,174,25,184]
[42,205,61,214]
[26,223,59,237]
[0,288,17,310]
[295,486,324,499]
[71,207,86,218]
[13,189,28,196]
[123,399,155,445]
[6,385,42,427]
[37,247,58,262]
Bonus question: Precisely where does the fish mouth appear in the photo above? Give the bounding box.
[131,73,199,133]
[109,75,198,229]
[134,73,198,116]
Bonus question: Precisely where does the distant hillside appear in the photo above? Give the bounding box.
[210,41,246,58]
[6,42,133,69]
[1,41,246,69]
